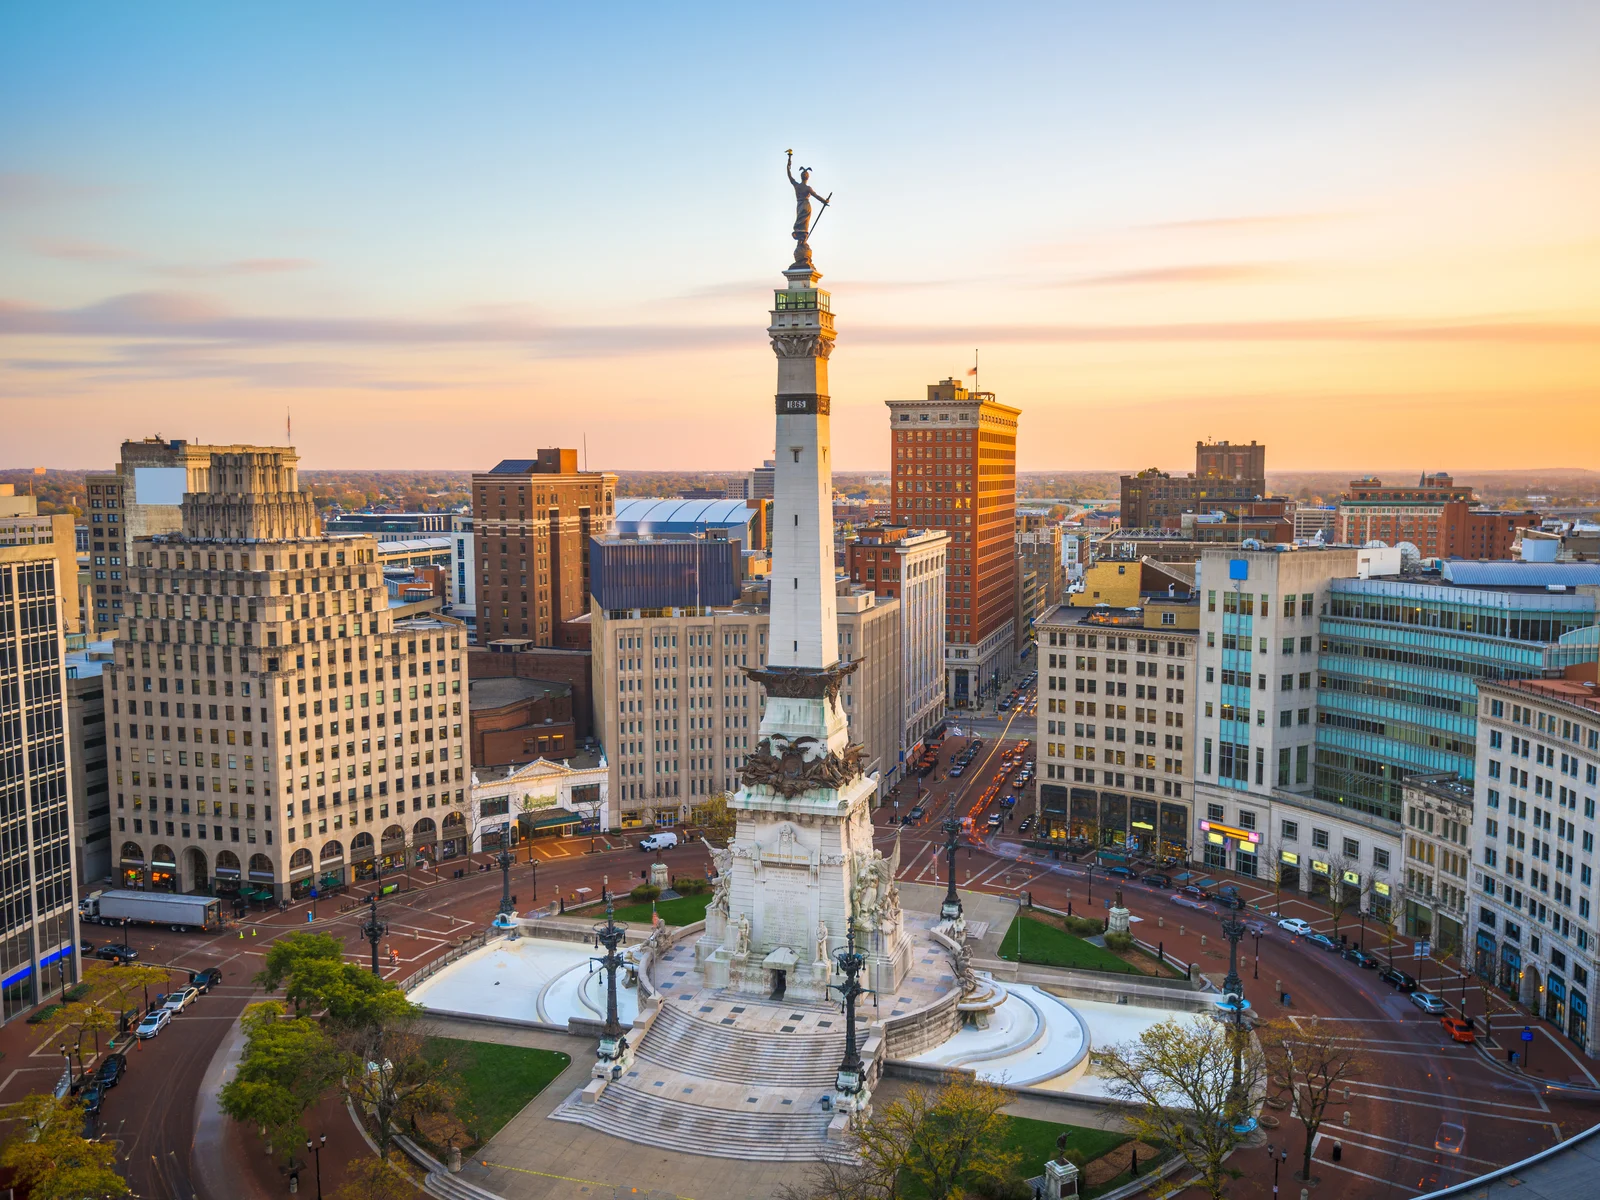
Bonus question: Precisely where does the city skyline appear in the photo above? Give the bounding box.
[3,4,1598,472]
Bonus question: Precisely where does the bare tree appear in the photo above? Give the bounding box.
[1260,1015,1368,1184]
[1322,854,1360,943]
[1095,1015,1264,1200]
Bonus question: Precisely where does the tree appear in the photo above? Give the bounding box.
[341,1021,459,1157]
[287,958,416,1030]
[782,1075,1020,1200]
[86,961,175,1025]
[1322,855,1360,943]
[330,1153,416,1200]
[1377,883,1407,967]
[255,931,345,993]
[219,1002,342,1159]
[0,1092,129,1200]
[691,792,736,846]
[1260,1016,1368,1183]
[44,1001,119,1069]
[1094,1016,1264,1200]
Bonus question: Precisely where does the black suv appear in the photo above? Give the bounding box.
[1378,965,1418,992]
[95,1052,128,1089]
[1341,947,1379,969]
[94,944,138,962]
[1141,873,1172,888]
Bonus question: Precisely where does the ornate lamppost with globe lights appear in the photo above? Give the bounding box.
[591,896,631,1078]
[940,818,963,920]
[1217,893,1257,1133]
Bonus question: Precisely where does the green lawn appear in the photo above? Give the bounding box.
[995,912,1142,974]
[427,1037,571,1147]
[606,891,712,926]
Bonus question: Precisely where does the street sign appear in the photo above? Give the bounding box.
[1521,1027,1534,1043]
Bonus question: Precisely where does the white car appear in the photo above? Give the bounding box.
[135,1009,171,1039]
[162,986,201,1013]
[1411,991,1447,1014]
[1277,918,1314,936]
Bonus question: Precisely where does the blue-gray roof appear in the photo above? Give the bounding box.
[612,498,757,536]
[1441,560,1600,588]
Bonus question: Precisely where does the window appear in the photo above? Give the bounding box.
[1281,820,1298,841]
[1238,809,1257,831]
[1313,828,1329,850]
[1343,837,1359,858]
[1373,848,1390,870]
[1207,803,1225,821]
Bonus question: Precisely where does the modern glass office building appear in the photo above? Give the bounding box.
[1315,563,1599,820]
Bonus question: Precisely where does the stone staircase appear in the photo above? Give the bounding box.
[634,1003,844,1088]
[550,1081,837,1162]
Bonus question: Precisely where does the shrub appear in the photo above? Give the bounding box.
[671,877,709,896]
[26,1004,63,1025]
[628,884,661,903]
[1103,931,1134,952]
[1062,915,1104,937]
[63,983,91,1003]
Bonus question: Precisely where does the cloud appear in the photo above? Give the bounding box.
[0,291,1593,360]
[1066,262,1293,287]
[1140,212,1352,232]
[156,257,316,278]
[5,340,442,391]
[0,172,112,210]
[29,237,132,262]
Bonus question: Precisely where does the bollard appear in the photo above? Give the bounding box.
[1343,1087,1350,1101]
[1201,934,1207,947]
[1158,916,1164,929]
[1342,1110,1350,1127]
[1180,925,1185,937]
[1331,1142,1343,1163]
[1301,1190,1310,1200]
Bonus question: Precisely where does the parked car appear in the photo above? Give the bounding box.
[948,766,963,777]
[1379,965,1418,992]
[1277,918,1313,936]
[1411,991,1447,1014]
[94,944,138,962]
[162,986,201,1013]
[638,831,680,852]
[1105,866,1134,880]
[94,1052,127,1089]
[1169,894,1208,911]
[79,1083,103,1117]
[189,966,224,992]
[1341,947,1379,968]
[1440,1016,1476,1043]
[907,806,925,821]
[1141,873,1172,888]
[78,939,95,954]
[1179,884,1213,902]
[135,1009,171,1039]
[1305,933,1339,952]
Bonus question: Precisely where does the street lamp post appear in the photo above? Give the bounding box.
[1253,930,1261,979]
[940,818,963,920]
[58,1042,73,1091]
[592,897,629,1074]
[529,855,538,901]
[305,1135,326,1200]
[833,920,867,1103]
[496,838,515,917]
[1218,894,1255,1132]
[360,891,387,977]
[1267,1144,1286,1199]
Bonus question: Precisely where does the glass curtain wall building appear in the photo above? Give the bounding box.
[1315,573,1597,819]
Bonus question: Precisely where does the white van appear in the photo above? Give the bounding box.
[639,831,680,852]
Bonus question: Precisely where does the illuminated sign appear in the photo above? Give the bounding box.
[1198,820,1261,845]
[1131,821,1154,831]
[1372,881,1391,896]
[1280,851,1299,865]
[1207,832,1225,845]
[1311,860,1330,875]
[1342,870,1361,886]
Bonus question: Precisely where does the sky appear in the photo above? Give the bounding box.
[2,2,1598,474]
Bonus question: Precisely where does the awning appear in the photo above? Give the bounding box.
[529,809,581,829]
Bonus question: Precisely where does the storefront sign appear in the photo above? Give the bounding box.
[1372,881,1391,896]
[1280,851,1299,865]
[1342,870,1361,886]
[1311,860,1330,875]
[1198,820,1261,844]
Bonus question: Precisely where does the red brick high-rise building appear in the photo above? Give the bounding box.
[885,379,1019,708]
[471,450,616,648]
[1337,473,1531,559]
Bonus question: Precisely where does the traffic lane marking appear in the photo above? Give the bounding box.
[1339,1087,1559,1123]
[1328,1126,1516,1172]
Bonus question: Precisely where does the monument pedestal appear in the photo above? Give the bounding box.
[1107,906,1131,936]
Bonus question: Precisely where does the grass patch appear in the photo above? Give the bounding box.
[1002,1115,1129,1170]
[606,892,712,927]
[995,913,1140,974]
[426,1037,570,1147]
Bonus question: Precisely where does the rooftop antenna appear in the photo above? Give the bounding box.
[286,406,292,445]
[583,432,588,472]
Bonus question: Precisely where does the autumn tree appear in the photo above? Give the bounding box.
[780,1075,1021,1200]
[1095,1016,1264,1200]
[219,1002,342,1159]
[330,1153,416,1200]
[86,960,176,1024]
[1260,1016,1368,1184]
[43,1000,119,1069]
[1322,855,1361,943]
[692,793,737,846]
[0,1092,129,1200]
[341,1020,459,1157]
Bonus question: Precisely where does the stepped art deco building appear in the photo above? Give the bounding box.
[104,447,468,903]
